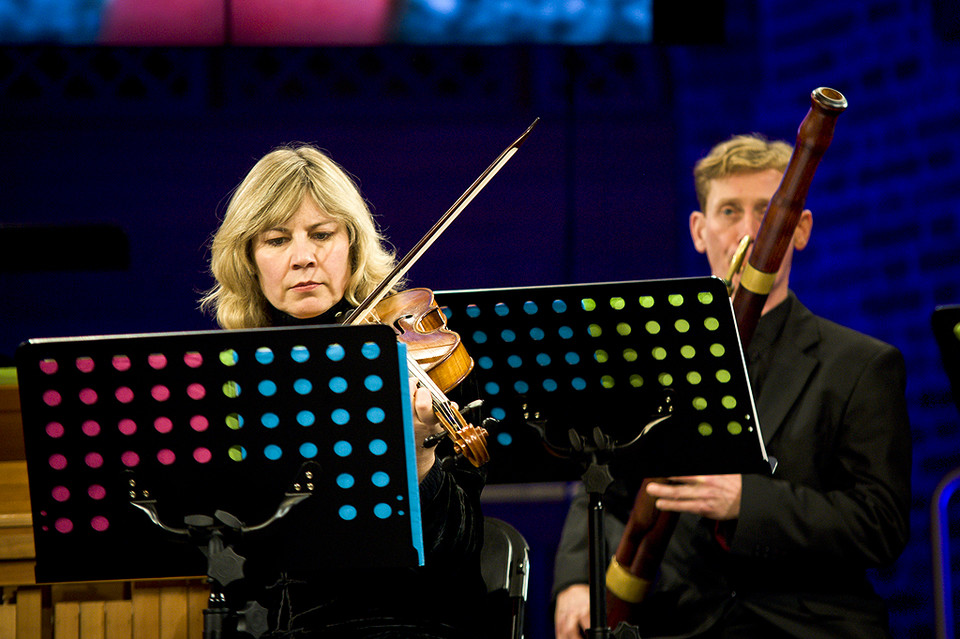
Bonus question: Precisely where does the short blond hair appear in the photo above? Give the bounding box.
[693,134,793,210]
[200,145,397,329]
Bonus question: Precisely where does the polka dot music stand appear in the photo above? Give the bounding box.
[15,324,423,591]
[438,276,772,484]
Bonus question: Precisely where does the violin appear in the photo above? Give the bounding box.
[343,119,539,468]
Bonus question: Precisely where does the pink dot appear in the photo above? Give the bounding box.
[52,486,70,502]
[118,419,137,435]
[85,452,104,468]
[90,516,109,532]
[148,353,168,369]
[82,420,101,437]
[186,383,206,400]
[190,415,209,432]
[151,385,170,401]
[55,518,74,534]
[75,357,95,373]
[184,352,203,368]
[79,388,98,405]
[154,417,173,434]
[112,355,131,371]
[39,359,58,374]
[42,390,62,406]
[49,454,67,470]
[115,387,134,403]
[121,451,140,467]
[88,484,106,500]
[45,422,65,438]
[193,447,212,463]
[157,449,176,465]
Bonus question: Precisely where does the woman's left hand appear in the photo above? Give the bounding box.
[411,380,445,482]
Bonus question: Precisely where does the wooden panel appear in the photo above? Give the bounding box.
[131,583,159,639]
[80,600,106,639]
[0,382,25,462]
[104,600,132,639]
[158,583,187,639]
[54,601,79,639]
[0,604,17,638]
[17,586,45,638]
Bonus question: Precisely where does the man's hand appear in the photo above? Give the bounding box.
[645,474,742,520]
[554,583,590,639]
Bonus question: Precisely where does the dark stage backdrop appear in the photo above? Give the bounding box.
[3,2,960,638]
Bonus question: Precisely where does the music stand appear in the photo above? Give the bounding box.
[438,276,770,636]
[16,324,423,634]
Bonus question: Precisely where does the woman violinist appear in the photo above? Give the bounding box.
[200,144,488,638]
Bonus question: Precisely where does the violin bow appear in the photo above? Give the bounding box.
[346,117,540,326]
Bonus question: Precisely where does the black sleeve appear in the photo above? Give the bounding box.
[419,458,487,561]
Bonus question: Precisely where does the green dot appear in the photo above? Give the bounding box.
[704,317,720,331]
[639,296,655,308]
[616,322,632,336]
[219,349,238,366]
[582,298,597,311]
[629,374,644,387]
[658,373,673,386]
[588,324,603,337]
[692,396,707,410]
[601,375,615,389]
[645,321,661,334]
[675,319,690,333]
[727,421,743,435]
[594,349,609,363]
[681,345,696,359]
[721,395,737,409]
[225,413,242,430]
[668,294,684,306]
[710,343,725,357]
[698,422,713,436]
[222,381,240,398]
[652,347,667,360]
[686,371,702,385]
[698,291,714,304]
[954,322,960,341]
[228,445,244,461]
[610,297,626,310]
[623,348,638,362]
[716,369,731,383]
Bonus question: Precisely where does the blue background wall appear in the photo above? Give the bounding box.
[3,2,960,638]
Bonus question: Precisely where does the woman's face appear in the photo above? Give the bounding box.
[252,196,352,319]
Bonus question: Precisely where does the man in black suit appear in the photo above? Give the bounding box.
[552,134,912,639]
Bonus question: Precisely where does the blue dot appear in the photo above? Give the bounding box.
[264,444,282,460]
[339,505,357,520]
[255,347,274,364]
[537,353,551,366]
[258,380,277,396]
[337,473,355,488]
[559,326,574,339]
[478,356,493,370]
[485,381,500,395]
[543,379,558,392]
[326,344,345,361]
[367,407,385,424]
[261,413,280,428]
[371,471,390,487]
[495,303,510,316]
[572,377,587,390]
[361,342,381,359]
[364,375,383,391]
[369,439,387,455]
[331,408,350,425]
[442,307,452,319]
[523,301,538,314]
[374,503,392,519]
[291,346,310,363]
[497,432,513,446]
[552,299,568,313]
[507,355,523,368]
[565,352,581,365]
[297,410,315,426]
[530,327,545,340]
[334,440,352,457]
[299,442,318,458]
[473,331,487,344]
[501,329,516,342]
[293,378,312,394]
[329,377,348,393]
[491,407,506,420]
[514,381,529,393]
[466,305,481,318]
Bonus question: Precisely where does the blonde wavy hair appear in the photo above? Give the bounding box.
[693,134,793,211]
[200,145,398,329]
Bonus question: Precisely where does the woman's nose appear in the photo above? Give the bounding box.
[290,238,317,269]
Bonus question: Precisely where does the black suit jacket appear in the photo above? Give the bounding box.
[553,292,912,638]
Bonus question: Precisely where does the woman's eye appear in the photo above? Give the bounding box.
[264,237,287,247]
[313,232,332,241]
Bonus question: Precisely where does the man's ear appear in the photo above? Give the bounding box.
[689,211,707,254]
[793,209,813,251]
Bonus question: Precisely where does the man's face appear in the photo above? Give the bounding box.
[689,169,811,302]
